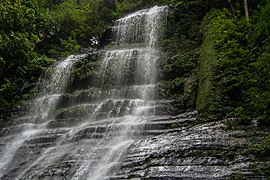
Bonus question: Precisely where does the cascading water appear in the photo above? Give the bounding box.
[0,55,84,179]
[33,55,85,123]
[0,6,168,180]
[71,6,168,179]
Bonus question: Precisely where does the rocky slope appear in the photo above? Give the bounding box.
[112,114,270,179]
[1,111,269,179]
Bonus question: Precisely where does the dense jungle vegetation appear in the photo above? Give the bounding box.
[0,0,269,129]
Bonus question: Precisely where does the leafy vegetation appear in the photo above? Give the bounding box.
[198,0,270,125]
[158,0,239,113]
[0,0,54,124]
[37,0,116,56]
[158,1,202,113]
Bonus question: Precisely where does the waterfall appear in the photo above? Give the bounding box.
[72,6,167,179]
[0,55,84,178]
[33,55,86,123]
[0,6,167,180]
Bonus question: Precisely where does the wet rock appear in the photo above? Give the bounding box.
[1,111,269,179]
[113,119,270,179]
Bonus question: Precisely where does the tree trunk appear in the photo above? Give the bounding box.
[243,0,249,20]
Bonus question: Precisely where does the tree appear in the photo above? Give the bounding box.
[0,0,53,118]
[243,0,249,20]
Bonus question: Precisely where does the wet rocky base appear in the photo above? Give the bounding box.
[1,111,269,179]
[112,114,270,179]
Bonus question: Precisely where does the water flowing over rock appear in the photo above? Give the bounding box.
[0,6,170,180]
[0,6,269,180]
[0,54,86,179]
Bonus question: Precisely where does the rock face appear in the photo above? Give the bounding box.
[1,111,269,179]
[113,117,270,179]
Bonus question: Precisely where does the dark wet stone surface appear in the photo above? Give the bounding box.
[110,116,270,179]
[1,111,269,179]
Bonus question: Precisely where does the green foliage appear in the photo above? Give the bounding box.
[159,0,208,113]
[60,37,81,57]
[72,54,100,81]
[245,2,270,124]
[198,1,270,124]
[38,0,116,56]
[159,0,244,115]
[113,0,144,18]
[0,0,54,124]
[0,0,39,70]
[199,9,252,120]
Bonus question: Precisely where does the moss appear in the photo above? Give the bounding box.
[196,21,218,112]
[196,9,249,121]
